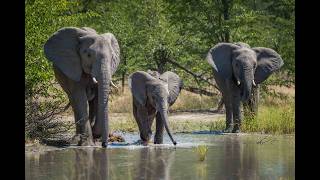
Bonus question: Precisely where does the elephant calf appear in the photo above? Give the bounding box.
[206,42,284,133]
[128,71,183,145]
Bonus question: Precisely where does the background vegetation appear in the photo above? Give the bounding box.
[25,0,295,140]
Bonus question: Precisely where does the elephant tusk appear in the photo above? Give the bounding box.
[252,80,256,86]
[92,77,98,84]
[237,80,241,86]
[110,81,118,89]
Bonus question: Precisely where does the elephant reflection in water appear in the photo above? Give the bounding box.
[215,136,258,179]
[135,148,175,180]
[73,149,109,180]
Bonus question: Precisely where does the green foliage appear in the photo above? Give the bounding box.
[26,0,294,94]
[25,0,100,140]
[25,0,100,97]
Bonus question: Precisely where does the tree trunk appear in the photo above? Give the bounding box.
[122,56,127,93]
[216,98,224,112]
[221,0,233,42]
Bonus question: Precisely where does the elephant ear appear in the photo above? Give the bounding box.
[206,43,239,79]
[128,71,152,106]
[101,33,120,75]
[44,27,91,82]
[252,47,284,84]
[160,71,183,106]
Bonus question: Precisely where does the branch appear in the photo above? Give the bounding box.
[166,58,220,91]
[184,86,219,96]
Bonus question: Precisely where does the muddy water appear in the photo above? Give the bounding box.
[25,133,294,180]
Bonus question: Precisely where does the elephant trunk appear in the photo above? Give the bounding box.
[157,100,177,146]
[95,58,111,147]
[241,69,254,102]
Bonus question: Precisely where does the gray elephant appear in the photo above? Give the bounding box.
[128,70,183,145]
[206,42,283,133]
[44,27,120,147]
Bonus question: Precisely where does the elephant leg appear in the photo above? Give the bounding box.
[89,86,99,140]
[232,94,242,133]
[222,88,234,133]
[137,106,151,143]
[147,107,156,140]
[88,100,95,127]
[89,96,100,142]
[223,101,233,133]
[214,77,233,133]
[70,89,94,146]
[132,101,143,138]
[133,101,150,143]
[53,66,82,136]
[154,112,164,144]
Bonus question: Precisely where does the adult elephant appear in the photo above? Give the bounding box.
[206,42,283,133]
[44,27,120,147]
[128,71,183,145]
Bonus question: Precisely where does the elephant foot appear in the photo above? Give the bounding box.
[134,139,150,146]
[77,134,94,146]
[154,136,163,144]
[102,142,107,148]
[154,140,163,144]
[232,124,241,133]
[223,124,234,133]
[142,141,149,146]
[70,134,81,145]
[92,133,101,139]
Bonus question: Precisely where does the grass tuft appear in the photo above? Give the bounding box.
[193,145,209,161]
[242,97,295,134]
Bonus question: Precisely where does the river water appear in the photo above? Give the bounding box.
[25,133,294,179]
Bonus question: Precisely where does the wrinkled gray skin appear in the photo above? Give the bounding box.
[207,42,283,133]
[44,27,120,147]
[128,71,183,145]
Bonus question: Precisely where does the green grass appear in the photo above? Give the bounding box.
[193,145,209,161]
[241,98,295,134]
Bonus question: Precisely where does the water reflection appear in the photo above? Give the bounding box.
[134,148,175,180]
[25,148,109,180]
[25,135,294,180]
[73,148,109,179]
[213,136,259,180]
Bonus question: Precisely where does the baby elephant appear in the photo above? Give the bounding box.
[128,71,183,145]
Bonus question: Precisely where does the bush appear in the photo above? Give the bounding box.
[25,0,99,141]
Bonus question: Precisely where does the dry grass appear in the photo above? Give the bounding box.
[109,86,220,113]
[170,90,220,111]
[109,87,133,113]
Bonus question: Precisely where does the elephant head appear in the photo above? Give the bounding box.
[207,42,283,102]
[128,71,183,145]
[44,27,120,146]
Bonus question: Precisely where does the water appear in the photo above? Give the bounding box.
[25,133,295,180]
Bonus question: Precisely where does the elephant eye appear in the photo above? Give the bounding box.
[87,53,91,58]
